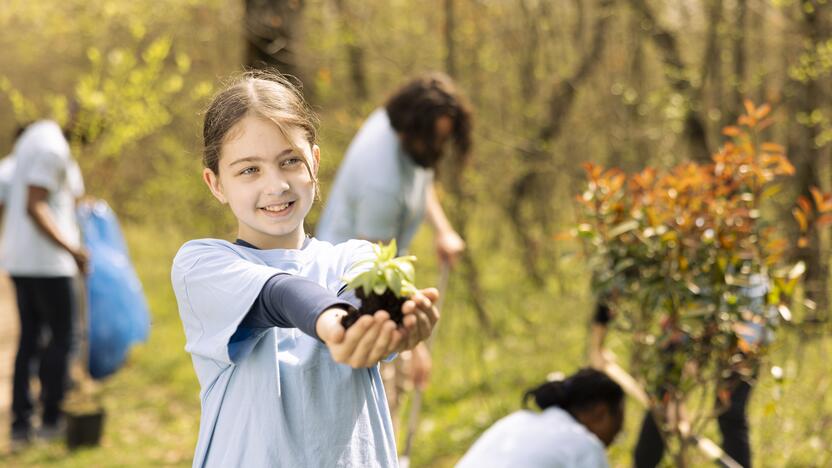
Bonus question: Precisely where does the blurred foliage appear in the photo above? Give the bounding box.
[0,0,239,235]
[572,102,832,462]
[790,36,832,146]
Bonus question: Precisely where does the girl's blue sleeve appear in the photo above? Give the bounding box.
[172,240,278,364]
[239,274,357,340]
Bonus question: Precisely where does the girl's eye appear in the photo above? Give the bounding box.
[281,157,303,168]
[239,166,259,176]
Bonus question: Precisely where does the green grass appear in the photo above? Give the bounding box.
[2,223,831,467]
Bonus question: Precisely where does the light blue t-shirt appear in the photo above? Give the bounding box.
[316,109,434,253]
[455,408,609,468]
[171,238,399,467]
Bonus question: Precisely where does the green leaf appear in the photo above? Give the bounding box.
[362,276,373,296]
[373,279,387,295]
[395,261,416,284]
[342,240,417,297]
[385,269,403,295]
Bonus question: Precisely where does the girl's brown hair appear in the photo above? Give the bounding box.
[203,71,319,181]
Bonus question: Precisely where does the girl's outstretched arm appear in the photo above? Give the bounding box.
[239,273,356,340]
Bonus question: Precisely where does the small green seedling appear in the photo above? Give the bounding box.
[341,240,418,329]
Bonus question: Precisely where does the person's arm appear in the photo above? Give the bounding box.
[407,341,432,390]
[425,182,465,267]
[589,302,612,369]
[27,185,89,273]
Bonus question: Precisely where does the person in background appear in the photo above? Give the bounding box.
[456,368,625,468]
[2,114,88,447]
[316,72,472,425]
[0,154,15,226]
[0,125,28,228]
[590,296,757,468]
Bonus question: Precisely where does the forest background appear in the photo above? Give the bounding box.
[1,0,831,466]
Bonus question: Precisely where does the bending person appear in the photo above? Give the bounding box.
[457,368,625,468]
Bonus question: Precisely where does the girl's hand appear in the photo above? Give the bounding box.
[397,288,440,351]
[316,308,403,368]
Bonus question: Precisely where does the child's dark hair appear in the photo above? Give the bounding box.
[202,70,319,179]
[385,72,472,167]
[523,368,623,415]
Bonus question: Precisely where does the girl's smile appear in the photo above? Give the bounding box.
[259,200,295,216]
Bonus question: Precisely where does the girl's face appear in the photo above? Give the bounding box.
[203,115,320,250]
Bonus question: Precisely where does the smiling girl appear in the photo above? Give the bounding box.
[171,72,439,467]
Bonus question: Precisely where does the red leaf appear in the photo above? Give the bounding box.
[761,142,785,154]
[755,103,771,120]
[797,196,812,214]
[793,207,809,232]
[810,187,825,211]
[722,126,741,136]
[817,214,832,228]
[744,99,756,117]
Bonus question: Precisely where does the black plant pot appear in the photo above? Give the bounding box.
[65,408,106,449]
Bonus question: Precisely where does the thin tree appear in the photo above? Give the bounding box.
[244,0,307,85]
[789,1,829,321]
[333,0,368,101]
[628,0,711,162]
[507,0,613,285]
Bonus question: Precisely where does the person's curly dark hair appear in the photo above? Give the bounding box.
[385,72,472,168]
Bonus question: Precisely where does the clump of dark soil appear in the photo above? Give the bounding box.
[341,289,409,329]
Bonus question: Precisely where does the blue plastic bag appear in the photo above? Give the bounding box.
[77,200,150,379]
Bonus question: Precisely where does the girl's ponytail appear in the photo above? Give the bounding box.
[522,368,623,414]
[523,380,570,410]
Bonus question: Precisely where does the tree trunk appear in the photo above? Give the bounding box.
[244,0,306,84]
[444,0,456,78]
[506,0,612,285]
[628,0,711,162]
[333,0,369,100]
[538,0,612,143]
[629,10,651,166]
[791,4,829,321]
[729,0,747,124]
[518,0,540,104]
[440,0,494,335]
[444,159,497,337]
[699,0,722,147]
